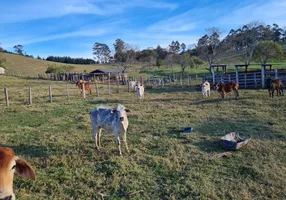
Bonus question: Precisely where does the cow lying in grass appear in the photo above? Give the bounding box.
[215,81,239,100]
[76,80,92,95]
[90,105,130,155]
[266,78,284,98]
[0,147,35,200]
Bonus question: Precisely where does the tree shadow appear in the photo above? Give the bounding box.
[146,86,201,94]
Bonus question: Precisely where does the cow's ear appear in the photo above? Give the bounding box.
[125,109,130,112]
[15,157,36,181]
[111,109,116,113]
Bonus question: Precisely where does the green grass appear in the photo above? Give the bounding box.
[1,75,286,199]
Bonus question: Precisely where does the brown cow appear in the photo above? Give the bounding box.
[76,80,92,95]
[266,78,284,98]
[0,147,35,200]
[215,81,239,100]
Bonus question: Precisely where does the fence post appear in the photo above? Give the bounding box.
[254,73,257,89]
[180,74,183,87]
[4,88,9,106]
[228,74,231,83]
[117,73,120,93]
[244,74,247,89]
[66,84,69,98]
[188,75,190,86]
[127,80,130,92]
[196,74,198,85]
[95,82,99,97]
[108,73,111,95]
[29,87,32,105]
[49,85,52,103]
[274,69,278,78]
[82,82,86,99]
[261,65,265,89]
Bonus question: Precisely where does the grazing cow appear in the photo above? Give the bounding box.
[215,81,239,100]
[128,81,137,91]
[135,84,144,99]
[266,78,284,98]
[90,105,130,155]
[75,80,91,95]
[0,147,35,200]
[201,81,211,97]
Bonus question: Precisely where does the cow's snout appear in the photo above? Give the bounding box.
[119,117,124,121]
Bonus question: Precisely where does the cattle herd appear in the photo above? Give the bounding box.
[0,77,284,199]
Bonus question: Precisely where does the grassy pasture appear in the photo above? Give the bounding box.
[0,75,286,200]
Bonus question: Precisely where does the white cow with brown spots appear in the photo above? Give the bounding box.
[90,105,130,155]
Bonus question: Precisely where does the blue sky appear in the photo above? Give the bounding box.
[0,0,286,59]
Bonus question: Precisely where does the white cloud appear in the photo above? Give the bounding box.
[217,1,286,27]
[147,10,198,33]
[0,0,178,23]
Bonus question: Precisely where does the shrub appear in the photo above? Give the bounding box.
[45,65,74,73]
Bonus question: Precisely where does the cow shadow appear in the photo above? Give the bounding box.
[1,145,51,158]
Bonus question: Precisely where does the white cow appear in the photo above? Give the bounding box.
[90,105,130,155]
[129,81,137,91]
[135,84,144,99]
[202,81,211,97]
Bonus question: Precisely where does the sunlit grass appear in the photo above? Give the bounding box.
[0,76,285,199]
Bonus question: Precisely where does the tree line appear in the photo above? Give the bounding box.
[93,22,286,75]
[46,56,96,64]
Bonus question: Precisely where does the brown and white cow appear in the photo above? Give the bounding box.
[215,81,239,100]
[0,147,35,200]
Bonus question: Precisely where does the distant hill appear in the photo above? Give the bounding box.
[0,52,118,75]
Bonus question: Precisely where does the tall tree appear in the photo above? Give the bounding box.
[197,27,222,66]
[113,39,138,71]
[224,21,266,65]
[0,42,3,52]
[138,49,157,68]
[181,43,186,53]
[179,52,191,74]
[92,42,111,63]
[253,41,283,64]
[14,44,24,55]
[165,41,181,81]
[169,41,181,54]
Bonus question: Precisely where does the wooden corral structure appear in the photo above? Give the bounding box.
[209,64,286,89]
[90,69,128,82]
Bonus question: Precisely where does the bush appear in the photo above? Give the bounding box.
[45,65,74,73]
[156,59,163,67]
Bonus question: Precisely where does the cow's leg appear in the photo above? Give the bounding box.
[235,89,239,100]
[92,127,99,150]
[98,127,102,149]
[221,92,225,98]
[123,131,129,153]
[272,90,274,98]
[207,90,210,97]
[114,132,121,155]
